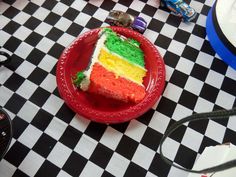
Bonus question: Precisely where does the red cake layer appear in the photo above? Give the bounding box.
[88,63,146,103]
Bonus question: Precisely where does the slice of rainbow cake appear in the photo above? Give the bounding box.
[73,28,147,103]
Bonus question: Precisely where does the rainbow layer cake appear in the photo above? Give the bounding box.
[73,28,147,103]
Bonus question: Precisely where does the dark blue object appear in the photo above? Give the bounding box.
[161,0,197,22]
[105,10,147,34]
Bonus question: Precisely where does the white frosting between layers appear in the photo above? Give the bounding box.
[216,0,236,47]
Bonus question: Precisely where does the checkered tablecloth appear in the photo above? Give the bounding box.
[0,0,236,176]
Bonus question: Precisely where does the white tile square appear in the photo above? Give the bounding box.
[38,54,58,72]
[187,34,204,50]
[194,97,214,113]
[57,170,72,177]
[168,40,185,56]
[190,0,203,13]
[15,43,34,60]
[52,2,68,15]
[15,61,36,78]
[124,120,147,142]
[45,117,67,140]
[132,144,155,169]
[19,151,45,177]
[149,112,170,134]
[36,37,55,53]
[34,22,53,36]
[105,152,130,177]
[168,166,189,177]
[205,120,226,143]
[0,15,10,29]
[176,57,194,75]
[40,74,57,92]
[13,26,32,41]
[196,14,207,27]
[71,0,87,11]
[42,95,63,115]
[47,142,72,168]
[226,67,236,80]
[30,0,44,6]
[184,76,204,96]
[158,137,180,160]
[17,101,39,123]
[172,104,193,122]
[80,161,103,177]
[57,33,75,47]
[165,65,175,82]
[0,159,16,177]
[74,134,97,159]
[154,9,169,22]
[163,83,183,102]
[13,12,31,25]
[178,21,195,33]
[0,31,11,47]
[74,12,91,26]
[160,24,177,39]
[205,70,224,89]
[130,0,146,11]
[100,127,123,150]
[181,128,204,151]
[16,80,38,99]
[227,115,236,132]
[12,0,28,10]
[196,52,214,68]
[93,8,109,22]
[18,124,42,148]
[0,86,13,106]
[33,7,50,21]
[144,29,158,44]
[113,3,128,11]
[70,114,90,133]
[89,0,103,6]
[0,2,11,12]
[0,67,13,84]
[146,171,158,177]
[55,17,73,32]
[215,90,235,109]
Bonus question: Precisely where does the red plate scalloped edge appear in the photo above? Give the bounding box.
[56,26,166,124]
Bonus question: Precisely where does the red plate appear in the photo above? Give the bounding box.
[56,26,165,124]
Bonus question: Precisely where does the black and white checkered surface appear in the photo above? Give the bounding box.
[0,0,236,176]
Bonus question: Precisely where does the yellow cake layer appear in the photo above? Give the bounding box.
[98,48,146,85]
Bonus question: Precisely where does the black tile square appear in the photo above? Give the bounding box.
[31,109,53,131]
[163,51,180,68]
[48,43,65,59]
[154,34,171,49]
[29,87,51,107]
[4,141,30,167]
[2,21,21,35]
[85,17,103,29]
[33,133,57,158]
[156,97,177,117]
[3,36,21,52]
[116,135,139,160]
[221,77,236,97]
[50,64,57,76]
[199,136,218,153]
[82,3,98,16]
[12,169,29,177]
[223,129,236,145]
[178,90,198,110]
[60,0,74,6]
[174,145,198,169]
[63,7,80,21]
[188,118,209,134]
[46,27,64,41]
[44,12,61,26]
[181,45,199,62]
[53,88,61,98]
[173,29,191,44]
[142,4,157,16]
[199,84,219,103]
[2,6,20,19]
[101,171,115,177]
[2,0,16,5]
[6,54,24,71]
[26,48,45,65]
[100,1,116,11]
[28,67,48,85]
[192,24,206,38]
[23,2,39,15]
[126,9,139,17]
[12,116,29,139]
[167,119,187,142]
[166,15,182,27]
[59,126,82,149]
[84,122,107,141]
[190,64,209,82]
[148,19,164,33]
[63,152,87,177]
[3,73,25,91]
[5,93,26,114]
[56,104,75,123]
[210,58,228,75]
[110,122,129,133]
[118,0,132,6]
[149,153,171,177]
[24,16,41,30]
[42,0,57,10]
[141,127,162,151]
[24,32,42,46]
[200,40,216,56]
[90,143,113,168]
[201,5,211,16]
[169,70,189,88]
[66,23,83,37]
[137,108,155,125]
[35,160,60,177]
[124,162,147,177]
